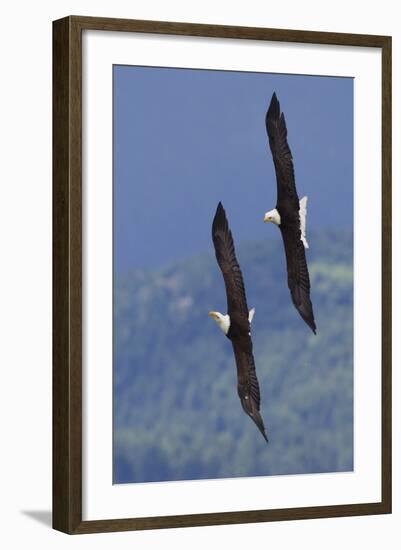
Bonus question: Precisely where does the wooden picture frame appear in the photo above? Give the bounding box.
[53,15,392,534]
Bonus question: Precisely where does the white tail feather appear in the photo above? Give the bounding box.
[299,196,309,249]
[248,307,255,323]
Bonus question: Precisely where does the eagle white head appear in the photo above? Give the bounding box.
[263,208,281,225]
[208,308,255,336]
[208,311,230,335]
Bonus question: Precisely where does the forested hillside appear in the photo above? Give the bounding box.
[113,230,353,484]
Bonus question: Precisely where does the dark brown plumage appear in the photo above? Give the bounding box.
[265,92,317,334]
[212,202,268,443]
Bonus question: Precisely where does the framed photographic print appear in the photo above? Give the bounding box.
[53,16,392,534]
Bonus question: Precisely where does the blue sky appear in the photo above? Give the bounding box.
[113,65,353,273]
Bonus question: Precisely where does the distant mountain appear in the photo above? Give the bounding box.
[113,230,353,484]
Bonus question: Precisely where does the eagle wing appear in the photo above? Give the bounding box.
[212,202,249,318]
[233,342,268,443]
[280,224,316,334]
[265,92,299,210]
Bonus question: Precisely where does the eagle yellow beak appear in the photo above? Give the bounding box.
[263,214,271,223]
[208,311,218,319]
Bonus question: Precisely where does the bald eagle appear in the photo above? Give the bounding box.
[263,92,317,334]
[209,202,268,443]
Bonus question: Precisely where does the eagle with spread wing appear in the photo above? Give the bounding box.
[263,92,317,334]
[209,202,268,443]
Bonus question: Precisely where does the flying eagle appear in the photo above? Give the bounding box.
[263,92,317,334]
[209,202,268,443]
